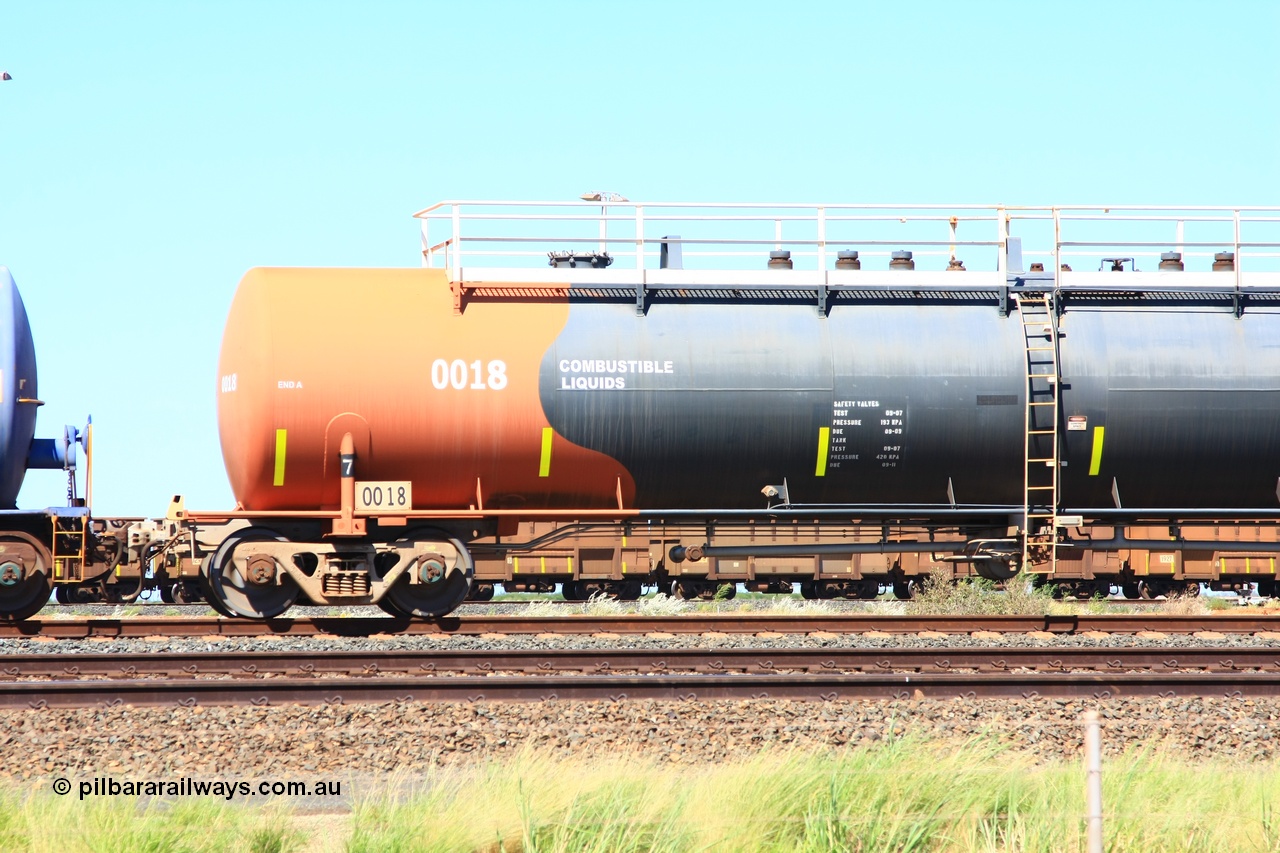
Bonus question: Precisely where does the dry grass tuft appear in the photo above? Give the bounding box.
[1155,591,1212,616]
[905,569,1058,616]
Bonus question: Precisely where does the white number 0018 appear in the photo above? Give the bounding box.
[430,359,507,390]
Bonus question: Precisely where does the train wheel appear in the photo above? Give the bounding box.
[466,582,495,602]
[171,582,203,604]
[577,581,617,600]
[375,581,414,617]
[159,583,176,604]
[1182,582,1201,597]
[1121,582,1140,600]
[1259,579,1276,598]
[74,584,105,603]
[800,580,819,600]
[198,557,237,617]
[206,528,300,619]
[619,580,643,601]
[892,579,923,601]
[814,578,844,596]
[562,581,585,601]
[851,579,880,600]
[380,530,473,618]
[104,583,136,604]
[673,580,700,600]
[0,533,53,621]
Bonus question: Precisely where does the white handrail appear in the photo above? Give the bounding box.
[415,200,1280,275]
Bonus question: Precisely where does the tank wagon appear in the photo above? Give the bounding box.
[9,203,1280,621]
[164,200,1280,619]
[0,269,186,620]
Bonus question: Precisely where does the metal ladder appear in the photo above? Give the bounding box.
[51,515,86,582]
[1016,291,1062,573]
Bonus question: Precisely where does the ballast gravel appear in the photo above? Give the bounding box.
[2,695,1278,785]
[8,601,1279,782]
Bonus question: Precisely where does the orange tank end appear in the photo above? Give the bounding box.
[217,267,636,511]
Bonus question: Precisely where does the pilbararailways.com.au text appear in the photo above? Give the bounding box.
[56,777,341,801]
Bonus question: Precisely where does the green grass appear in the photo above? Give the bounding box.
[0,794,302,853]
[7,737,1280,851]
[521,593,858,617]
[342,738,1280,853]
[902,569,1239,618]
[904,569,1057,616]
[505,579,1247,618]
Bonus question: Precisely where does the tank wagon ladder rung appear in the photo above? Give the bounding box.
[1015,291,1063,575]
[50,515,87,583]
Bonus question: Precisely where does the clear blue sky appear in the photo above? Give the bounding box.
[3,1,1278,513]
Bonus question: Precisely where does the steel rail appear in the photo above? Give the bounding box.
[11,670,1280,709]
[3,646,1279,680]
[5,613,1280,638]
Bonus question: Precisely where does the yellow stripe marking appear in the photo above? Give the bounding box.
[513,556,520,573]
[273,429,288,486]
[540,557,546,574]
[1088,426,1105,476]
[538,427,553,477]
[815,427,830,477]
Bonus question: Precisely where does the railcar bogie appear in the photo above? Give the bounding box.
[185,522,475,618]
[0,530,54,620]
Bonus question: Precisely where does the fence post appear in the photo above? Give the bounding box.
[1083,710,1103,853]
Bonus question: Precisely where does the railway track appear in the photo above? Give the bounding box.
[6,612,1280,638]
[6,645,1280,677]
[7,646,1280,707]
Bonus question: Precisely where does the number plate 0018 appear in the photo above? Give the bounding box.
[355,481,413,513]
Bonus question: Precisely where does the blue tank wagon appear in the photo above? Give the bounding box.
[0,269,150,618]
